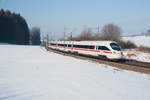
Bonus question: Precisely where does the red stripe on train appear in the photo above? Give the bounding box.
[73,48,100,52]
[103,51,112,54]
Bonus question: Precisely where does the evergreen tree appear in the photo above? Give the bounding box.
[0,9,30,44]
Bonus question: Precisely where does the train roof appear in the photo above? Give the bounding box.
[50,40,117,45]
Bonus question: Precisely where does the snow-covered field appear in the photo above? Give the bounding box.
[122,35,150,62]
[123,49,150,63]
[122,35,150,47]
[0,44,150,100]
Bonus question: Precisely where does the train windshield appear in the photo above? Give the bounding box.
[110,43,121,51]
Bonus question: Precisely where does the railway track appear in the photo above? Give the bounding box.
[120,59,150,70]
[45,47,150,74]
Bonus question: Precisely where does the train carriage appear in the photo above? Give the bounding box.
[48,41,123,60]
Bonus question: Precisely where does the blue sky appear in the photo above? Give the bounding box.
[0,0,150,38]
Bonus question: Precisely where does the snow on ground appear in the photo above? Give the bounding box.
[123,49,150,63]
[0,45,150,100]
[122,35,150,62]
[122,35,150,47]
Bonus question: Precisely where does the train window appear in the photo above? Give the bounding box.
[58,44,64,46]
[110,43,121,51]
[77,45,83,48]
[73,45,79,48]
[78,45,84,48]
[73,45,94,49]
[68,44,72,47]
[85,45,94,49]
[98,46,110,51]
[64,44,67,47]
[50,43,56,45]
[58,44,67,47]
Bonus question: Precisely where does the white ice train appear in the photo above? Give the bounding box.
[48,41,123,60]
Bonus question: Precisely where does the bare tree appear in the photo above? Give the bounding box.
[30,27,41,45]
[101,23,122,41]
[65,27,100,41]
[77,28,94,40]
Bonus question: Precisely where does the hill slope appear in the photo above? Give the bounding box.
[123,36,150,47]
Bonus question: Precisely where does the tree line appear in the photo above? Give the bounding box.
[0,9,41,45]
[0,9,30,44]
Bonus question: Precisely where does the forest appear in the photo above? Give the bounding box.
[0,9,30,44]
